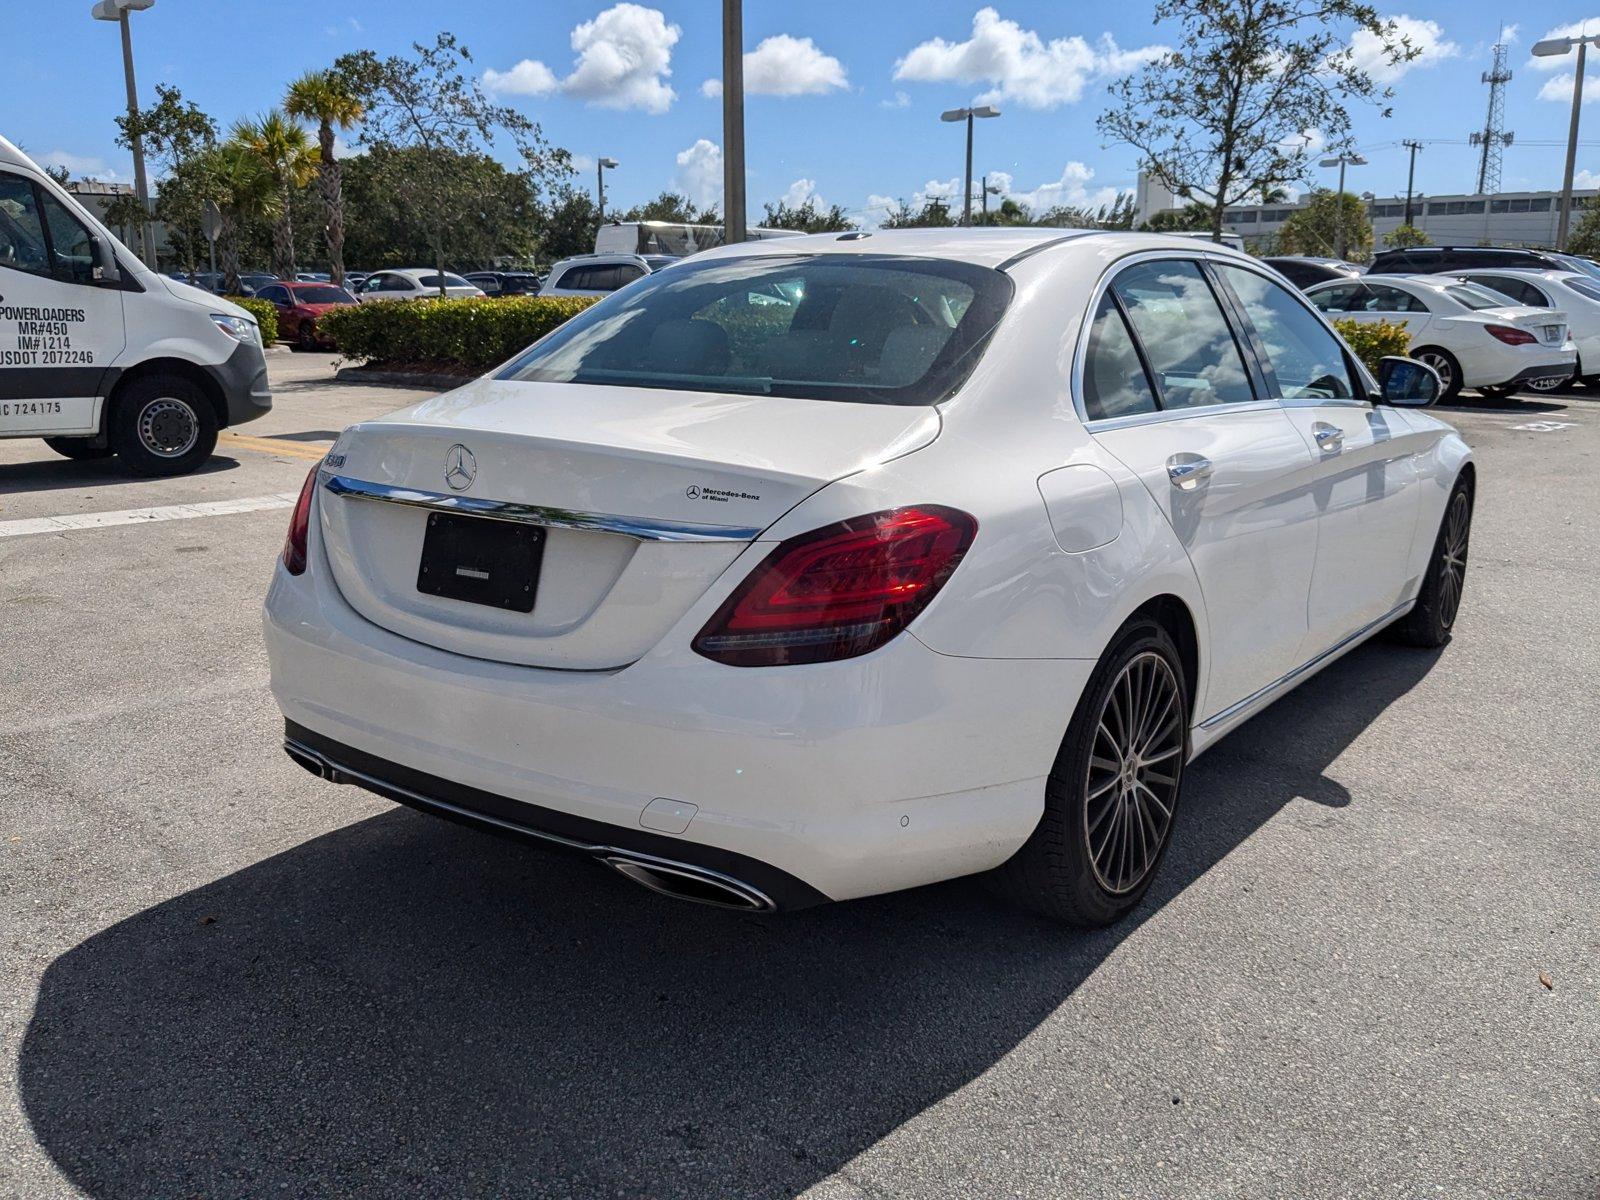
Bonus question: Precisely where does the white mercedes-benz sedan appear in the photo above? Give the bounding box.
[265,229,1474,926]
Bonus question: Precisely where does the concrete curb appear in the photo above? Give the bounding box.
[333,367,474,390]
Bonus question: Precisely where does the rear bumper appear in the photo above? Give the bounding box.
[263,536,1091,904]
[1492,361,1575,388]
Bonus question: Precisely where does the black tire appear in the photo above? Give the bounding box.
[42,436,112,461]
[1475,385,1517,401]
[296,321,317,351]
[988,617,1189,926]
[1412,347,1462,402]
[109,374,219,478]
[1391,478,1472,648]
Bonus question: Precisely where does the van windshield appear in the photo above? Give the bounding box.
[497,254,1013,406]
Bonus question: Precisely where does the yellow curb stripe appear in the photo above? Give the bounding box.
[218,432,331,462]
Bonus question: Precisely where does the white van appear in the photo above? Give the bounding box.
[0,135,271,476]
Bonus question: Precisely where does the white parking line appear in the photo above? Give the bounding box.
[0,492,300,539]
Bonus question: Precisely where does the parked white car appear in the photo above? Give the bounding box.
[266,230,1473,925]
[355,269,485,303]
[1305,274,1575,400]
[538,253,677,298]
[1450,268,1600,391]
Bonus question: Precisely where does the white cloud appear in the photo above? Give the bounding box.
[1501,24,1520,45]
[674,138,722,210]
[860,194,901,227]
[1530,19,1600,69]
[999,162,1122,213]
[776,177,826,210]
[1574,169,1600,187]
[486,3,680,113]
[882,91,911,109]
[894,8,1166,109]
[698,34,848,100]
[1348,15,1458,83]
[1539,72,1600,103]
[37,149,123,181]
[483,58,559,96]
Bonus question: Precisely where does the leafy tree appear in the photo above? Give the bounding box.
[1275,189,1372,261]
[1566,200,1600,258]
[114,83,218,274]
[1099,0,1416,243]
[761,196,855,232]
[1139,202,1214,233]
[335,33,568,295]
[201,143,282,293]
[618,190,720,225]
[881,197,955,228]
[974,196,1033,227]
[341,146,540,269]
[1034,194,1139,230]
[286,69,365,287]
[43,164,71,185]
[537,187,601,262]
[1382,223,1431,248]
[231,111,316,278]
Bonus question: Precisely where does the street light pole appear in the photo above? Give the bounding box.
[1320,152,1367,260]
[93,0,157,265]
[1535,32,1600,252]
[720,0,746,244]
[940,106,1000,226]
[596,157,618,226]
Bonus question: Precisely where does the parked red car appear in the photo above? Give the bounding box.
[255,281,359,350]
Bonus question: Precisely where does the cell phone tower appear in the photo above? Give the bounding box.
[1470,33,1515,195]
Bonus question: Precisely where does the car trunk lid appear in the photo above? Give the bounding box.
[316,377,940,669]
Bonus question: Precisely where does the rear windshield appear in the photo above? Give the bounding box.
[1445,284,1514,311]
[420,273,472,288]
[497,254,1012,406]
[295,285,354,304]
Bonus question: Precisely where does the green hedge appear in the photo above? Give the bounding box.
[1332,317,1411,375]
[227,296,278,345]
[318,295,599,372]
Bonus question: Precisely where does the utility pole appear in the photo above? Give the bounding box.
[720,0,746,244]
[1401,139,1423,226]
[92,0,157,265]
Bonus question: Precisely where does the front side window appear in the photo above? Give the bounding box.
[0,174,52,278]
[38,190,96,284]
[1081,292,1159,420]
[1111,260,1254,409]
[499,253,1012,407]
[1218,265,1354,400]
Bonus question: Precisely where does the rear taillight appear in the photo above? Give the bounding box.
[281,465,318,575]
[693,506,977,667]
[1485,324,1536,345]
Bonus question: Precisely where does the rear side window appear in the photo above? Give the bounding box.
[418,273,471,288]
[1111,260,1254,409]
[499,253,1012,406]
[1361,284,1429,314]
[555,265,603,290]
[1309,283,1361,312]
[1564,277,1600,302]
[1081,293,1159,420]
[1216,265,1355,401]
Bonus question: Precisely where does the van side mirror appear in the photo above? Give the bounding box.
[90,235,120,285]
[1377,356,1439,407]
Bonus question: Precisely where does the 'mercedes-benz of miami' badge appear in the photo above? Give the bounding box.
[444,443,476,491]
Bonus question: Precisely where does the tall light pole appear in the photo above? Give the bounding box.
[1319,152,1367,260]
[940,105,1000,225]
[980,175,1003,224]
[721,0,746,244]
[1535,32,1600,251]
[91,0,156,266]
[596,157,618,226]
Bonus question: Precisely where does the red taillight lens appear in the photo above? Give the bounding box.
[1485,323,1536,345]
[693,506,978,667]
[281,464,318,575]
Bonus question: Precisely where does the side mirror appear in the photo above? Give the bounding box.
[90,235,120,285]
[1377,356,1439,407]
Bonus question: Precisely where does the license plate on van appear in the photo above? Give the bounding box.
[416,512,544,612]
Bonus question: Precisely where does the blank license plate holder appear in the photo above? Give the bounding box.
[416,511,544,613]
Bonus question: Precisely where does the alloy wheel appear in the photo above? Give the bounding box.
[1417,352,1453,393]
[1437,491,1470,629]
[1084,651,1184,895]
[137,398,200,458]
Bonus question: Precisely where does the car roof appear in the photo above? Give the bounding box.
[1450,266,1575,280]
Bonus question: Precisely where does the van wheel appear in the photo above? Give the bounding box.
[1412,347,1462,401]
[987,618,1188,927]
[110,375,219,477]
[43,437,113,461]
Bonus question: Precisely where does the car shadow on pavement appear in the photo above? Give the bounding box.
[19,641,1440,1199]
[0,455,239,497]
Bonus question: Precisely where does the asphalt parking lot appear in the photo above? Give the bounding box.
[2,353,1596,1199]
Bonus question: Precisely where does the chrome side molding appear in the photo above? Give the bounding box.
[321,473,763,543]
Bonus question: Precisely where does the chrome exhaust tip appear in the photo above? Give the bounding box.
[604,856,774,912]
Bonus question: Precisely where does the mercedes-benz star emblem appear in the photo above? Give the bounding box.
[444,443,477,491]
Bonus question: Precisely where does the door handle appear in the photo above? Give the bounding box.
[1166,453,1213,491]
[1312,422,1344,453]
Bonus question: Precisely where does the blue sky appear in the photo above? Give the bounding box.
[7,1,1600,224]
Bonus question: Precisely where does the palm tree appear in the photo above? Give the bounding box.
[202,143,281,294]
[285,70,365,288]
[231,111,316,279]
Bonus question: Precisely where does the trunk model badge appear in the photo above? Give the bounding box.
[444,444,477,491]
